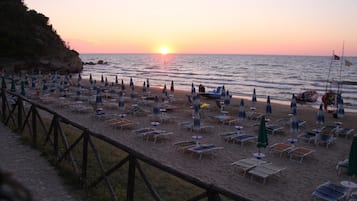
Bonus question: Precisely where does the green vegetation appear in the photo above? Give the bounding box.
[0,0,82,72]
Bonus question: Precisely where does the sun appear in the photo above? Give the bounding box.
[160,47,169,55]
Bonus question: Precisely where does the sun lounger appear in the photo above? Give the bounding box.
[132,127,156,134]
[298,132,317,144]
[269,143,294,157]
[248,163,286,184]
[173,140,197,152]
[247,111,263,121]
[231,134,257,146]
[335,127,355,139]
[266,124,284,135]
[317,134,336,148]
[210,115,240,125]
[336,159,349,175]
[186,144,223,160]
[312,181,348,201]
[231,157,268,176]
[139,129,173,143]
[289,147,315,163]
[108,118,138,129]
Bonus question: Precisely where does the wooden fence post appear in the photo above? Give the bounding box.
[81,130,89,187]
[126,155,136,201]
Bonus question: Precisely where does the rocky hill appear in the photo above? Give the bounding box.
[0,0,83,73]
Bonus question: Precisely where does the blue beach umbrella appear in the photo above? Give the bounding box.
[96,89,102,105]
[170,80,174,94]
[290,114,299,133]
[193,105,201,129]
[316,104,325,125]
[121,79,125,91]
[118,91,125,110]
[337,96,344,118]
[290,94,297,115]
[348,136,357,176]
[238,99,246,120]
[153,96,160,116]
[252,88,257,107]
[266,96,272,115]
[224,90,231,106]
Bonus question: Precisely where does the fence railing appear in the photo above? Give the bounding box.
[0,88,250,201]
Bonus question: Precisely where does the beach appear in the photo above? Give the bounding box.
[21,79,357,201]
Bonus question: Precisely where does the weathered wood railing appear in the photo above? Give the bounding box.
[0,88,250,201]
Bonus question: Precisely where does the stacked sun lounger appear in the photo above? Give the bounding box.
[133,127,173,143]
[248,163,286,184]
[186,144,223,160]
[231,157,267,176]
[269,143,294,157]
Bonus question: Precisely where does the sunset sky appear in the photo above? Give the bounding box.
[24,0,357,56]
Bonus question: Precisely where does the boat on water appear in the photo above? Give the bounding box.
[295,90,318,103]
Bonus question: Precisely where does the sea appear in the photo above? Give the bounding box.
[79,54,357,111]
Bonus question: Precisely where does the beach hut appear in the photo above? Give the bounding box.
[348,136,357,176]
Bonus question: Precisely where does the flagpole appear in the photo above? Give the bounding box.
[338,41,345,95]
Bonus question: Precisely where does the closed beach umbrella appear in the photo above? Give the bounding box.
[238,99,246,120]
[153,96,160,116]
[316,104,325,124]
[257,115,268,155]
[2,77,7,89]
[191,83,195,94]
[130,77,134,90]
[121,79,125,91]
[78,73,82,82]
[89,73,93,84]
[162,84,167,102]
[337,96,344,118]
[170,80,174,94]
[115,75,118,84]
[220,85,226,101]
[348,136,357,176]
[20,80,26,96]
[10,79,16,92]
[142,81,147,93]
[224,90,231,106]
[96,89,102,105]
[146,78,150,89]
[266,96,272,115]
[252,88,257,107]
[290,114,299,133]
[118,91,125,110]
[105,77,108,87]
[101,74,104,83]
[193,106,200,129]
[290,94,297,115]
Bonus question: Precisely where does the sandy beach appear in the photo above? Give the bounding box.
[24,80,357,201]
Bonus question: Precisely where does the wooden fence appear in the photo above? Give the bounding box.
[0,88,250,201]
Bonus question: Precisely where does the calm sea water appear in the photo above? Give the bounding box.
[79,54,357,110]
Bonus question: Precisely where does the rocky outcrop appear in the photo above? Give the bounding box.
[0,0,83,73]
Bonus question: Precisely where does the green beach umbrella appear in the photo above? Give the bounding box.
[1,77,6,89]
[10,79,16,92]
[257,115,268,154]
[348,136,357,176]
